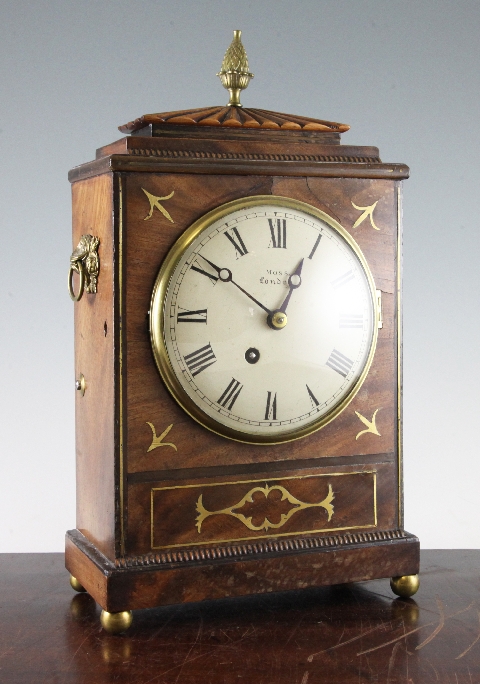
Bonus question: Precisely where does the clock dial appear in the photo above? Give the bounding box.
[150,196,378,444]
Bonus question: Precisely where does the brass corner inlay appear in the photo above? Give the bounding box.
[355,409,381,440]
[195,483,334,534]
[142,188,175,223]
[352,201,380,231]
[68,234,100,301]
[146,422,177,452]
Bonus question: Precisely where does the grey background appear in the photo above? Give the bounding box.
[1,0,478,551]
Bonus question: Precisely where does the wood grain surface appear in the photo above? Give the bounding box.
[127,463,396,556]
[120,171,399,557]
[123,173,397,475]
[1,551,479,684]
[72,174,117,561]
[69,124,411,605]
[65,529,418,614]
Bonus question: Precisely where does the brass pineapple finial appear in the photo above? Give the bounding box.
[217,30,254,107]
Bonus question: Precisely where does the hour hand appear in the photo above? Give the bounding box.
[197,255,272,315]
[267,258,304,330]
[279,259,304,314]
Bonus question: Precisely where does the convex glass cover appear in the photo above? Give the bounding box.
[150,196,378,444]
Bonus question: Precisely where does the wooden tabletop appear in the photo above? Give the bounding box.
[1,550,479,683]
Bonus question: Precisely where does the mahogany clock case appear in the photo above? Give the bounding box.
[66,119,419,614]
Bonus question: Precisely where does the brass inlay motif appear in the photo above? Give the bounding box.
[195,483,334,533]
[119,175,126,555]
[396,183,404,527]
[376,289,383,329]
[217,30,253,107]
[352,201,380,230]
[151,471,377,549]
[142,188,175,223]
[355,409,381,440]
[146,422,177,452]
[68,234,100,301]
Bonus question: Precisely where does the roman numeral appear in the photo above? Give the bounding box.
[306,384,319,408]
[268,218,287,249]
[217,378,243,410]
[190,260,219,285]
[326,349,354,378]
[264,391,277,420]
[331,270,355,290]
[177,308,208,324]
[308,233,322,260]
[224,227,248,258]
[183,343,217,377]
[339,313,363,328]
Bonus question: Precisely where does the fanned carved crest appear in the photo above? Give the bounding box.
[195,483,334,533]
[119,107,350,134]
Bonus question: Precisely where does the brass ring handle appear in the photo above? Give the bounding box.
[68,262,85,301]
[68,234,100,301]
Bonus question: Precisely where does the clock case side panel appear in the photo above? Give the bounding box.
[70,173,120,561]
[396,181,404,529]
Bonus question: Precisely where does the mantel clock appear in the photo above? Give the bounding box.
[66,31,419,633]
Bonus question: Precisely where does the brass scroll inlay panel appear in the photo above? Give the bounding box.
[150,471,377,550]
[195,483,334,533]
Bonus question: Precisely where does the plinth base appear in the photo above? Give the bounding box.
[65,528,419,614]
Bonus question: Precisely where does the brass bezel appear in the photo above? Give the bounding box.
[150,195,379,445]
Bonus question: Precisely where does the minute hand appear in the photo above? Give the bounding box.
[278,258,304,313]
[199,255,272,315]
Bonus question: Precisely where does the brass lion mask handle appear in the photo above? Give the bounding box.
[68,234,100,302]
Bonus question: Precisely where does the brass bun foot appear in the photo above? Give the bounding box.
[390,574,420,598]
[100,609,133,634]
[69,574,87,593]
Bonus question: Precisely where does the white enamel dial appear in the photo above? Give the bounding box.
[150,196,378,444]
